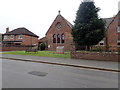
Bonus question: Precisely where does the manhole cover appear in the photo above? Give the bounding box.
[28,71,48,77]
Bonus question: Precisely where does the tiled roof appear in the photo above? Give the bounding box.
[4,27,39,38]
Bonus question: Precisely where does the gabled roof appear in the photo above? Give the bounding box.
[4,27,39,38]
[38,37,46,43]
[62,15,73,28]
[104,11,120,28]
[103,17,113,28]
[46,14,73,35]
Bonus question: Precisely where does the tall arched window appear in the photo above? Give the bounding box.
[61,33,65,43]
[53,34,56,43]
[57,34,60,43]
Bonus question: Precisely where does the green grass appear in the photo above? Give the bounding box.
[3,51,70,58]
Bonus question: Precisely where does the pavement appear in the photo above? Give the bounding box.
[1,53,120,72]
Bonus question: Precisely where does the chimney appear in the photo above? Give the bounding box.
[6,27,9,33]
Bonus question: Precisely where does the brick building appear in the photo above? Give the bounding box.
[2,27,39,46]
[97,11,120,51]
[97,17,113,50]
[45,11,74,51]
[107,11,120,51]
[40,11,120,52]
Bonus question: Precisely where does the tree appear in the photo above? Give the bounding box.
[72,1,105,50]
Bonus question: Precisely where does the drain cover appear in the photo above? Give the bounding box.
[28,71,48,77]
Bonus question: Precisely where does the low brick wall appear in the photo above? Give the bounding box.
[1,47,29,51]
[71,51,119,62]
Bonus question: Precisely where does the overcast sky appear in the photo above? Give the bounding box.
[0,0,119,38]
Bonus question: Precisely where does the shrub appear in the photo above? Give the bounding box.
[40,43,46,51]
[91,47,102,52]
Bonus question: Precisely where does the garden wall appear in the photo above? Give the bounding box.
[71,51,119,62]
[1,47,29,51]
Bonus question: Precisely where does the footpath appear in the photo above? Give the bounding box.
[1,54,120,72]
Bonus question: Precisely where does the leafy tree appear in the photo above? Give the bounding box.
[72,1,105,50]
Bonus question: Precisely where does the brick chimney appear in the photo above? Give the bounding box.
[6,27,9,33]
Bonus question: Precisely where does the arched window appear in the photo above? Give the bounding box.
[57,34,60,43]
[53,34,56,43]
[61,33,65,43]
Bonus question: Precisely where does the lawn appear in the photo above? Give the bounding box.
[3,51,70,58]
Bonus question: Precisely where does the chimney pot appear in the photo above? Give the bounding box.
[6,27,9,33]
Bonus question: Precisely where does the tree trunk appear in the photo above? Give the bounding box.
[86,45,90,51]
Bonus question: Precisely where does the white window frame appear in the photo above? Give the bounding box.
[99,41,104,46]
[18,35,23,39]
[117,40,120,47]
[10,35,14,39]
[117,26,120,33]
[4,35,8,39]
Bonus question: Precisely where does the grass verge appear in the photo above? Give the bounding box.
[3,51,70,58]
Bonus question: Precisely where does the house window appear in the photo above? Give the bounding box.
[99,41,104,46]
[117,26,120,32]
[4,35,8,39]
[61,33,65,43]
[18,35,23,39]
[117,40,120,46]
[10,35,14,39]
[57,34,60,43]
[53,34,56,43]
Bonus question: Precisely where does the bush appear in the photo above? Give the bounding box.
[40,43,46,51]
[91,47,102,52]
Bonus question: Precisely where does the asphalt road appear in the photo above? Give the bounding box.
[2,58,118,88]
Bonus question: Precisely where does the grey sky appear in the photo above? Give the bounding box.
[0,0,119,38]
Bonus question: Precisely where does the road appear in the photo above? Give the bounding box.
[2,58,118,88]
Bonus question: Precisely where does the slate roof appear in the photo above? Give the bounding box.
[103,11,120,28]
[103,18,113,28]
[4,27,39,38]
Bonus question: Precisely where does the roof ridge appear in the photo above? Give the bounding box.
[60,15,73,28]
[4,27,39,38]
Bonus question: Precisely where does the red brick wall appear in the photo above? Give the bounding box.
[71,51,119,62]
[22,35,38,46]
[107,12,120,51]
[46,15,74,51]
[3,35,38,46]
[2,47,29,51]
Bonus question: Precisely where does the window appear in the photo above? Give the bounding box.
[10,35,14,39]
[117,26,120,32]
[99,41,104,46]
[4,35,8,39]
[61,33,65,43]
[57,34,60,43]
[53,34,56,43]
[18,35,23,39]
[117,40,120,46]
[56,22,62,29]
